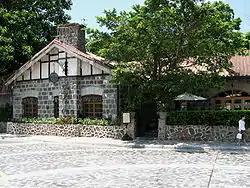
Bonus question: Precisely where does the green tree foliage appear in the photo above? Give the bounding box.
[87,0,244,110]
[0,0,72,75]
[242,32,250,50]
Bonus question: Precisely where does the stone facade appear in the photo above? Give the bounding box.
[7,122,126,139]
[12,75,117,119]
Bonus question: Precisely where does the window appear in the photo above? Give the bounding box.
[22,97,38,118]
[82,95,102,118]
[54,96,59,118]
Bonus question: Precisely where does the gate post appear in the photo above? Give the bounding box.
[158,112,166,140]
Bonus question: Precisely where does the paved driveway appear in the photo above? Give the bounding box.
[0,136,249,188]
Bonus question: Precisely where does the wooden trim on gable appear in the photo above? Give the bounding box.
[40,60,42,79]
[58,56,76,60]
[80,60,83,76]
[49,53,59,57]
[15,73,111,83]
[5,40,112,86]
[65,53,68,76]
[54,44,112,74]
[30,68,32,80]
[40,57,76,64]
[48,54,51,77]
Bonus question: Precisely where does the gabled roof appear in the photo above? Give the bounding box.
[5,39,112,85]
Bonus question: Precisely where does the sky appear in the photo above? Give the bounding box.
[67,0,250,33]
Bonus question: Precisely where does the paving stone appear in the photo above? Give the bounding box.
[0,136,249,188]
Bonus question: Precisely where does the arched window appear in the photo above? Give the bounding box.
[213,90,250,110]
[22,97,38,118]
[82,95,102,118]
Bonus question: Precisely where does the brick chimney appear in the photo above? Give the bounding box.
[56,23,86,52]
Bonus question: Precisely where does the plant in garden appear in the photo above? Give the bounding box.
[21,117,111,126]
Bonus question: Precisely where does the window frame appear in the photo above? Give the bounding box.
[22,97,38,118]
[82,94,103,119]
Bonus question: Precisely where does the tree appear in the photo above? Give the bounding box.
[242,32,250,50]
[87,0,244,110]
[0,0,72,76]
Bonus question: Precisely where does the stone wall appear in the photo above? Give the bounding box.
[158,112,249,141]
[7,122,126,139]
[12,75,117,120]
[79,75,117,120]
[163,125,241,141]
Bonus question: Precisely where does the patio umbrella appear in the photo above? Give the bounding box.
[174,93,207,101]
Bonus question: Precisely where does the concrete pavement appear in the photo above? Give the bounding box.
[1,134,249,152]
[0,134,250,188]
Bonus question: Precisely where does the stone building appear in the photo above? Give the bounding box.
[207,54,250,110]
[4,22,250,123]
[5,23,118,120]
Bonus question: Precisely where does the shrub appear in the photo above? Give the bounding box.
[22,118,57,124]
[77,118,109,126]
[166,110,250,127]
[21,117,111,126]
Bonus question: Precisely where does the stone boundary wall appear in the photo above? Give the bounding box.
[0,122,7,133]
[7,122,126,139]
[163,125,242,141]
[158,112,250,141]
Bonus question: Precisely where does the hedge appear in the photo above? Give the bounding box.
[166,110,250,126]
[21,117,111,126]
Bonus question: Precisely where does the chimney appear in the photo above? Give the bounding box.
[56,23,86,52]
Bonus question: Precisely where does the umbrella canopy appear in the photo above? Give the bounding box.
[174,93,207,101]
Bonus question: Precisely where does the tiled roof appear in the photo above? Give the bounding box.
[230,54,250,76]
[181,54,250,77]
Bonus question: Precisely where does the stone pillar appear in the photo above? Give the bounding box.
[158,112,166,140]
[59,78,79,117]
[103,80,118,120]
[126,112,136,139]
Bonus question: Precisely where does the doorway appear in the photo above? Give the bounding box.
[136,102,158,138]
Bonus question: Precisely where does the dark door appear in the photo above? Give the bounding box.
[136,101,158,137]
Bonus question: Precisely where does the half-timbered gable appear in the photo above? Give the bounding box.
[5,23,117,120]
[8,41,111,84]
